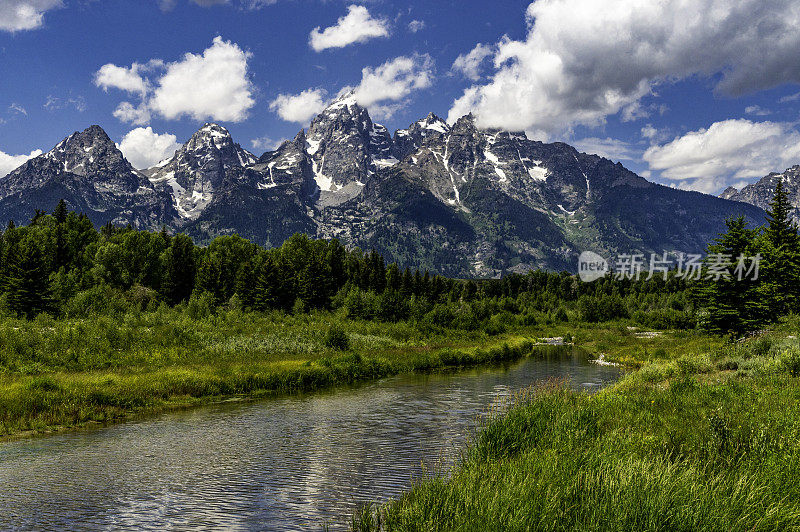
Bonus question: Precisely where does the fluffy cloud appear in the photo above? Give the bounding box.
[449,0,800,134]
[272,54,433,123]
[451,43,494,81]
[643,119,800,193]
[94,37,255,124]
[309,5,389,52]
[94,63,151,97]
[150,37,254,121]
[269,88,328,124]
[347,54,433,109]
[0,0,61,32]
[117,127,180,170]
[0,148,42,178]
[112,101,151,126]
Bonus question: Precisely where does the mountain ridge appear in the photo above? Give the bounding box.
[718,165,800,224]
[0,97,769,275]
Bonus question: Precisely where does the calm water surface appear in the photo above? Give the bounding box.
[0,349,621,531]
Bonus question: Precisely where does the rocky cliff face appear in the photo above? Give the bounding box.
[0,125,176,229]
[0,101,770,276]
[719,166,800,224]
[147,123,256,220]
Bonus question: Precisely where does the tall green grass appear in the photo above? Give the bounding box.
[0,305,544,436]
[354,326,800,531]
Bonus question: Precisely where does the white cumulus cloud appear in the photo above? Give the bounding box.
[451,43,494,81]
[94,63,150,97]
[269,88,328,124]
[0,148,42,178]
[150,37,254,122]
[272,54,434,123]
[94,37,255,125]
[448,0,800,134]
[117,127,181,170]
[643,119,800,194]
[309,5,389,52]
[347,54,434,109]
[0,0,61,32]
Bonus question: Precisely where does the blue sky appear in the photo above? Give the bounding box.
[1,0,800,194]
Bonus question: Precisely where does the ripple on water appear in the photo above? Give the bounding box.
[0,350,621,531]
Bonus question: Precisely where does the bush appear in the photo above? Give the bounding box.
[324,325,350,351]
[187,292,215,320]
[65,285,129,317]
[779,347,800,377]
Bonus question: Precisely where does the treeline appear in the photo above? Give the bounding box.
[697,180,800,335]
[0,200,691,331]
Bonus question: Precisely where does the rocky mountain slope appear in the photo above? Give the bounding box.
[0,125,176,229]
[720,165,800,224]
[0,95,768,276]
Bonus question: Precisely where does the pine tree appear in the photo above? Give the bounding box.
[697,217,766,334]
[195,253,223,304]
[762,178,800,315]
[4,237,53,318]
[400,267,413,297]
[160,234,197,304]
[385,263,401,292]
[53,199,68,224]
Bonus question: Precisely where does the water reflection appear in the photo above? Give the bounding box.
[0,348,621,531]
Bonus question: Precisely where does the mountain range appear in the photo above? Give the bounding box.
[720,165,800,225]
[0,94,768,276]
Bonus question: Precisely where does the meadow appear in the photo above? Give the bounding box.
[352,319,800,531]
[0,305,551,437]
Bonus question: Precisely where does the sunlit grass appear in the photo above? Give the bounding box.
[352,318,800,531]
[0,306,551,437]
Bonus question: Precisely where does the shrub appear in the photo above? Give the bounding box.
[187,292,215,320]
[779,347,800,377]
[324,325,350,351]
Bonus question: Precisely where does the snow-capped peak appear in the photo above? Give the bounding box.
[417,113,450,134]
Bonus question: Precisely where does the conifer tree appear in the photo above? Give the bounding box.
[160,234,196,304]
[4,236,52,317]
[698,217,766,334]
[762,178,800,315]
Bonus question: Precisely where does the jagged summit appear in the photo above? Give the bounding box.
[302,93,396,201]
[0,125,174,229]
[0,109,770,277]
[719,165,800,223]
[41,125,133,179]
[394,113,451,160]
[147,122,256,219]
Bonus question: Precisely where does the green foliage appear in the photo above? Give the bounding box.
[324,325,350,351]
[695,183,800,335]
[0,201,700,336]
[780,346,800,377]
[361,335,800,531]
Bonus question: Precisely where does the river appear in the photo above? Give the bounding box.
[0,348,621,531]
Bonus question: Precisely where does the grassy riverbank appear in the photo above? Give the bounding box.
[354,319,800,531]
[0,308,723,438]
[0,307,558,438]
